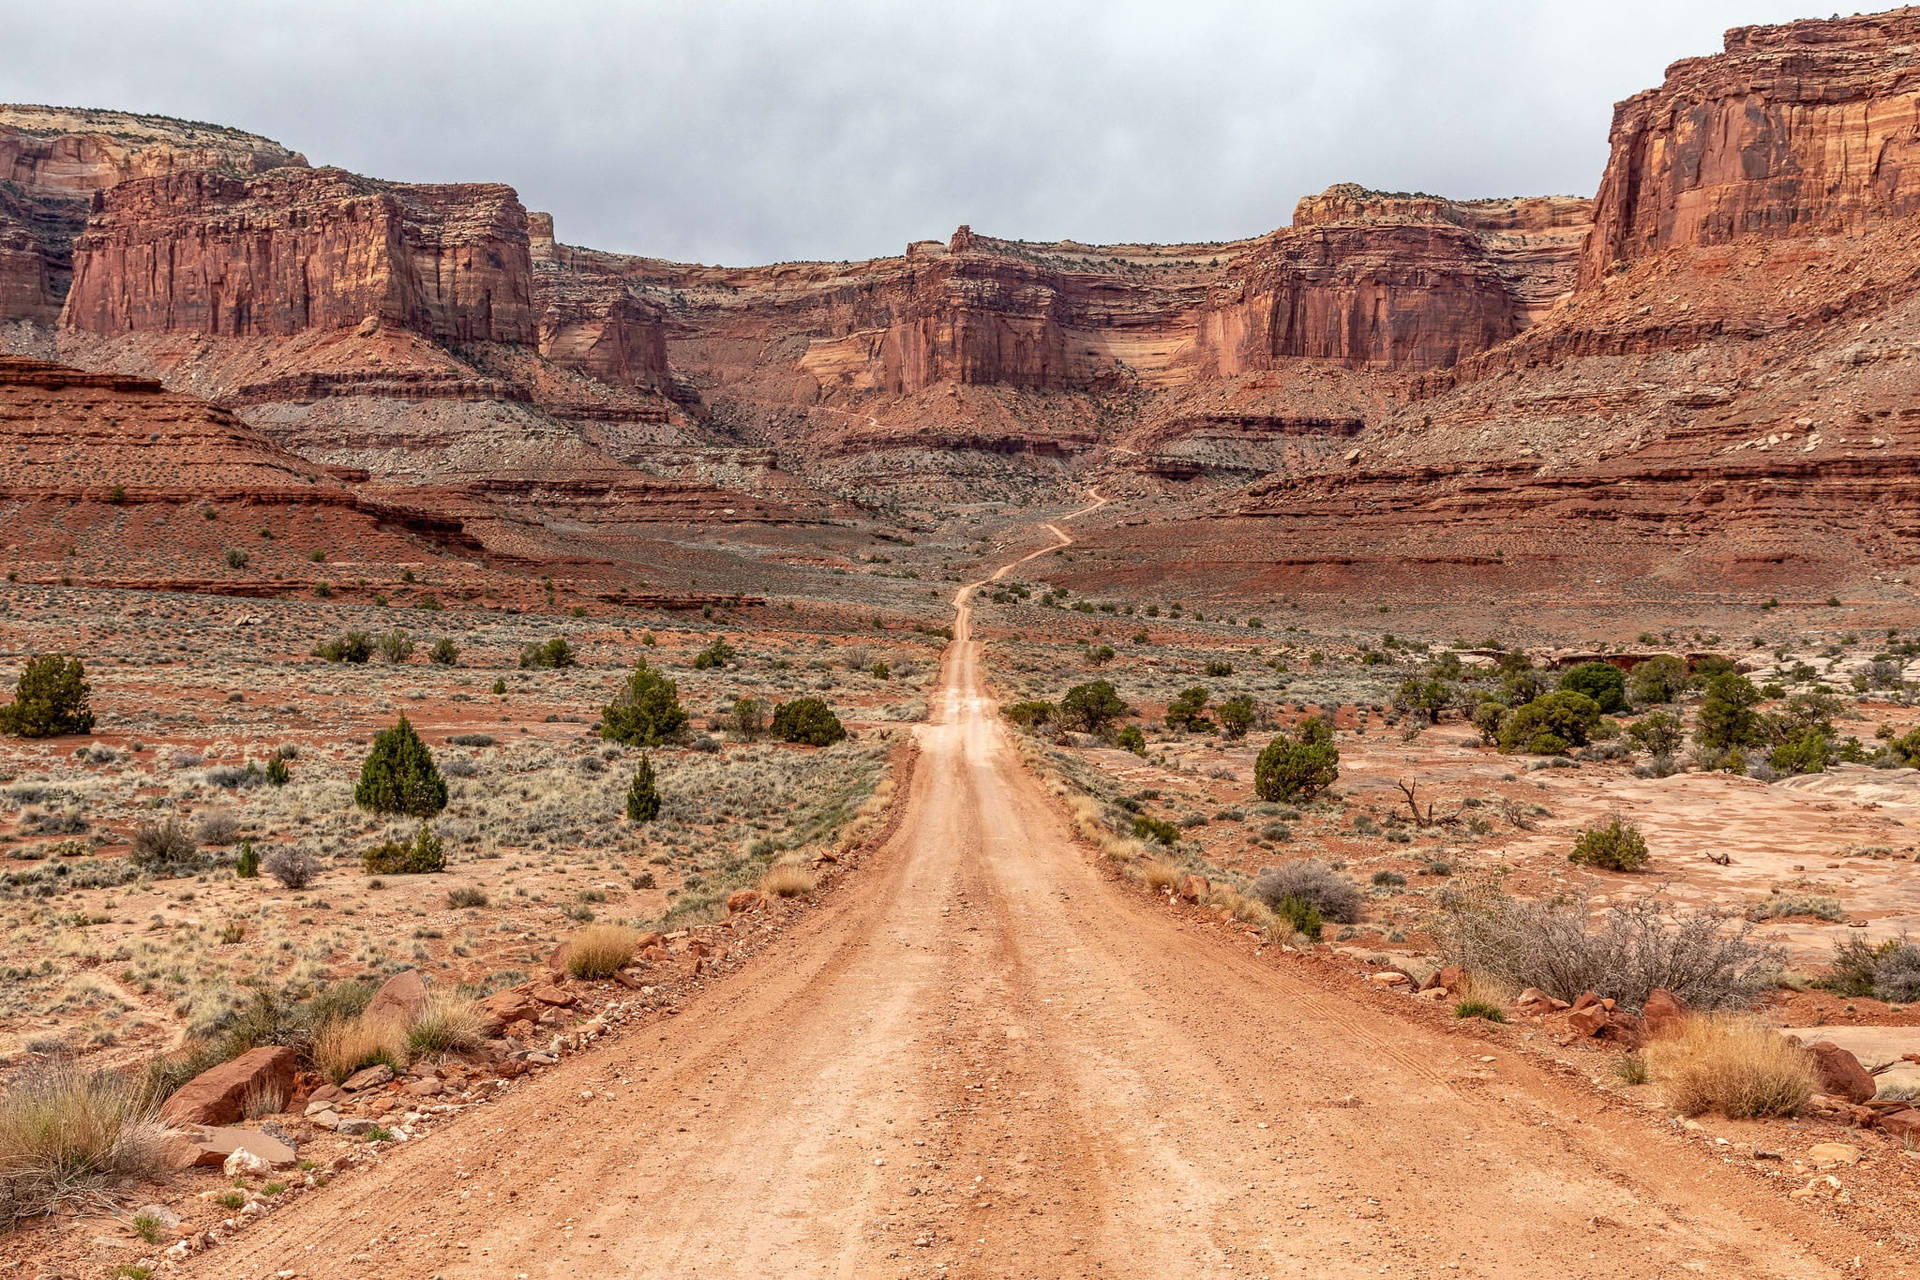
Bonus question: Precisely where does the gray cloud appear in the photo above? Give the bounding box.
[1,0,1819,264]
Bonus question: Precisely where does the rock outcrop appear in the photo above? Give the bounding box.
[64,167,537,344]
[1581,8,1920,284]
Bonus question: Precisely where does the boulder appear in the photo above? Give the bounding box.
[342,1063,394,1092]
[1177,875,1209,904]
[157,1046,296,1127]
[1567,1005,1606,1037]
[726,889,765,914]
[1421,965,1464,993]
[1641,988,1688,1038]
[1517,988,1569,1014]
[529,983,575,1007]
[1881,1109,1920,1142]
[1807,1041,1877,1104]
[364,969,429,1026]
[1570,991,1602,1013]
[545,942,573,976]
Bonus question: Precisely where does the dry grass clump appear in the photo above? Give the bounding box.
[1140,858,1183,892]
[0,1061,169,1229]
[1646,1014,1813,1119]
[566,924,642,980]
[312,1014,409,1084]
[761,862,817,899]
[406,994,486,1056]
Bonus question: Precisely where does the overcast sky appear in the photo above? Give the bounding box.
[3,0,1823,265]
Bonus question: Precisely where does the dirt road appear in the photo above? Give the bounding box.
[192,503,1896,1279]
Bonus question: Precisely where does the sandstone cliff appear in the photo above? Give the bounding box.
[1582,7,1920,285]
[64,168,537,344]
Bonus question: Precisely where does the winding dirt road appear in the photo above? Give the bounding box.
[192,501,1894,1279]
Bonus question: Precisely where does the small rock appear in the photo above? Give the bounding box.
[223,1148,272,1178]
[343,1063,395,1092]
[1807,1142,1861,1168]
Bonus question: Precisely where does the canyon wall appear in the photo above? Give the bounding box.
[1581,7,1920,285]
[63,168,537,344]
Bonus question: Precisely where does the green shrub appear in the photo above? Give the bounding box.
[1768,729,1829,776]
[1059,680,1126,733]
[691,638,736,670]
[1117,724,1146,755]
[1453,1000,1507,1023]
[625,755,661,822]
[265,754,290,787]
[376,630,414,664]
[1216,694,1255,740]
[313,631,372,663]
[429,638,459,666]
[1497,690,1600,754]
[1696,673,1763,751]
[1471,701,1508,746]
[732,696,765,739]
[1253,717,1339,802]
[1271,895,1324,939]
[354,715,448,817]
[1628,655,1689,706]
[519,638,577,670]
[772,698,847,746]
[1131,814,1181,845]
[1626,709,1684,758]
[1393,678,1454,723]
[1569,815,1651,872]
[0,655,93,738]
[601,660,688,747]
[1002,700,1055,729]
[361,823,446,875]
[1164,686,1212,732]
[1559,662,1627,714]
[234,840,259,879]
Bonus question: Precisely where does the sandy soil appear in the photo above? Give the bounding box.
[173,506,1908,1280]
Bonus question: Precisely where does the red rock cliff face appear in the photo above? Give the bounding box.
[1581,7,1920,285]
[0,108,305,327]
[1197,187,1590,374]
[62,168,536,344]
[527,212,670,390]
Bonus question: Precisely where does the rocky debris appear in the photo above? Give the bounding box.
[157,1046,295,1127]
[1516,988,1569,1014]
[1420,965,1463,994]
[726,889,765,914]
[529,983,576,1007]
[1882,1110,1920,1142]
[364,968,430,1026]
[1177,875,1210,905]
[1806,1040,1878,1105]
